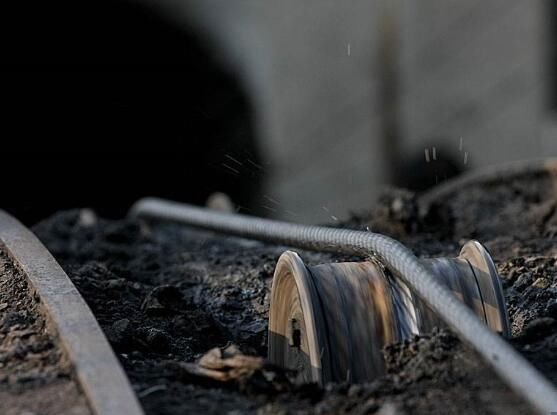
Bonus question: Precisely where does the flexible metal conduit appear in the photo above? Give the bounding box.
[130,197,557,415]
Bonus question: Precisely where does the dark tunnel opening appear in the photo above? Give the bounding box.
[0,0,262,224]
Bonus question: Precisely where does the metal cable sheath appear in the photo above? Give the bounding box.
[130,197,557,414]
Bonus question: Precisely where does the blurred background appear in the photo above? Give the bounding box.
[1,0,556,224]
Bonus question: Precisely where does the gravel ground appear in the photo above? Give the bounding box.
[29,168,557,414]
[0,249,90,415]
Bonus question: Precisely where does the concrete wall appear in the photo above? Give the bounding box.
[152,0,390,223]
[140,0,557,222]
[399,0,550,167]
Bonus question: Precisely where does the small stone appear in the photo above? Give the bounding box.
[145,328,171,353]
[141,285,184,316]
[377,402,400,415]
[391,198,404,214]
[521,317,557,342]
[514,272,533,291]
[0,303,8,311]
[240,319,266,334]
[222,344,242,358]
[113,318,130,332]
[78,208,97,227]
[109,319,132,346]
[206,192,234,212]
[546,299,557,318]
[359,399,379,414]
[506,267,522,282]
[525,256,545,267]
[347,384,362,397]
[533,278,551,289]
[106,278,127,290]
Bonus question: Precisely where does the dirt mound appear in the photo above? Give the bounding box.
[31,169,557,414]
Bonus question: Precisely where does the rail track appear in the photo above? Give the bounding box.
[0,211,144,415]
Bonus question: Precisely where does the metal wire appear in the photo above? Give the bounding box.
[130,197,557,414]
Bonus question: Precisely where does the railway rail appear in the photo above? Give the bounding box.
[0,211,144,415]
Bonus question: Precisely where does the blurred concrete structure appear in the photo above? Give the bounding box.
[399,0,553,167]
[145,0,557,222]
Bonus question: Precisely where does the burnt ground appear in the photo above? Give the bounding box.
[0,249,90,414]
[28,169,557,414]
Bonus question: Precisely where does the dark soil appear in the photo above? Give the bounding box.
[30,169,557,414]
[0,249,90,414]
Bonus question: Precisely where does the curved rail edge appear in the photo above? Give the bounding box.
[0,210,144,415]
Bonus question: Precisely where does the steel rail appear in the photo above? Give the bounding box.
[0,210,145,415]
[131,197,557,415]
